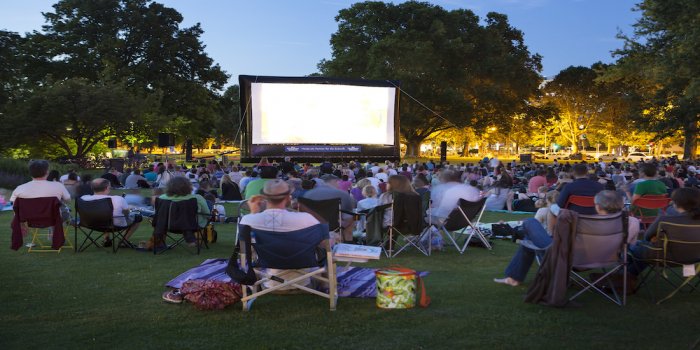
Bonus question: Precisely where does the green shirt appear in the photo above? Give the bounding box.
[244,178,271,199]
[632,179,668,217]
[158,193,211,227]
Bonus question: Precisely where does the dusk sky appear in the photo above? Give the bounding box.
[1,0,641,86]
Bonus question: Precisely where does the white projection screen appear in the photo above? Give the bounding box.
[239,75,400,161]
[250,82,396,145]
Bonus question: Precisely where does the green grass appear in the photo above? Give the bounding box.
[1,209,698,350]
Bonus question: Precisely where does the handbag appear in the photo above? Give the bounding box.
[180,279,242,310]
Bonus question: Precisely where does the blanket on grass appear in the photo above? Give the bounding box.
[166,259,428,298]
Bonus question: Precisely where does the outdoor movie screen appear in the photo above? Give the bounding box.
[250,82,396,145]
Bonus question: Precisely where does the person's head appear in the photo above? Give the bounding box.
[133,168,141,176]
[68,172,78,181]
[594,190,624,214]
[573,164,588,178]
[90,178,111,194]
[671,187,700,220]
[157,164,166,174]
[640,163,657,178]
[198,180,211,190]
[387,175,415,194]
[439,169,461,183]
[536,169,546,177]
[259,166,278,179]
[545,190,559,205]
[355,178,371,190]
[81,174,93,184]
[165,176,193,197]
[413,173,429,188]
[321,174,340,188]
[29,160,50,179]
[261,179,292,207]
[47,170,60,182]
[221,173,233,185]
[362,184,377,198]
[497,172,512,188]
[341,174,349,182]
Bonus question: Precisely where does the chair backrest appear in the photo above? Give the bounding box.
[443,198,486,231]
[13,197,61,228]
[632,196,671,223]
[76,197,115,231]
[239,223,330,269]
[391,192,425,233]
[152,197,199,233]
[298,197,341,231]
[658,222,700,265]
[565,195,595,209]
[571,212,627,269]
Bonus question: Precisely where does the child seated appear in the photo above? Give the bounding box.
[355,186,379,234]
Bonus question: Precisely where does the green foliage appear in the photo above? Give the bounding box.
[0,78,142,158]
[0,158,78,189]
[607,0,700,159]
[319,1,542,156]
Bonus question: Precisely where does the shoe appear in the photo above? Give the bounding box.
[162,290,183,304]
[103,238,112,247]
[494,277,520,287]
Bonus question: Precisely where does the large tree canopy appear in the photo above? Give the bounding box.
[0,0,229,159]
[318,1,542,156]
[605,0,700,159]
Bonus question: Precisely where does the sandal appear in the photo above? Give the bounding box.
[162,290,184,304]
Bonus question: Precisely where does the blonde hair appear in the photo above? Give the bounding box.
[545,190,559,205]
[355,178,371,189]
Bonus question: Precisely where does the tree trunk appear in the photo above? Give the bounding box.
[405,138,423,158]
[683,124,698,160]
[460,141,469,157]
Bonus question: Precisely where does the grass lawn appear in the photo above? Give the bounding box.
[1,207,698,350]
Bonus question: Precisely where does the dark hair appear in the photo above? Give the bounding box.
[81,174,93,184]
[496,172,513,188]
[47,170,60,182]
[133,169,141,175]
[640,163,657,178]
[68,172,78,181]
[29,160,50,178]
[90,178,110,193]
[166,176,193,196]
[672,187,700,220]
[573,164,588,177]
[341,174,349,181]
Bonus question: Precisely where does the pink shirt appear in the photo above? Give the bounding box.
[337,180,352,193]
[528,175,548,194]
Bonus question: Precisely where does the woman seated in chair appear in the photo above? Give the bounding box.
[159,177,210,245]
[494,190,640,287]
[629,187,700,276]
[378,175,420,228]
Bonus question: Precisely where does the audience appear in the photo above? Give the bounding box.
[431,169,481,225]
[301,174,356,242]
[80,178,142,247]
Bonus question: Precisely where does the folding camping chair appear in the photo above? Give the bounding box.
[298,197,343,241]
[568,211,629,306]
[74,197,134,253]
[632,222,700,304]
[436,198,490,254]
[10,197,72,253]
[234,223,337,311]
[564,195,595,211]
[631,195,671,229]
[382,192,428,258]
[151,198,210,255]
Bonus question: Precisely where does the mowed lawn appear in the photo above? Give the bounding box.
[1,207,698,350]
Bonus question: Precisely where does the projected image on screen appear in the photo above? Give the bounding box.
[251,83,395,145]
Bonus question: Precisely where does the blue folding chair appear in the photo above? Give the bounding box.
[233,223,338,311]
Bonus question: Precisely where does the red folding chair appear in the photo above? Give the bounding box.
[631,195,671,229]
[564,195,595,209]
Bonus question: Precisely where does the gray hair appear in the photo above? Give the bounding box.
[594,190,623,213]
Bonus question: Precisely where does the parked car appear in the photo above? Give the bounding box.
[626,152,653,162]
[597,154,618,161]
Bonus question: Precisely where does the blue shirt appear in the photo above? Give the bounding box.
[556,178,604,215]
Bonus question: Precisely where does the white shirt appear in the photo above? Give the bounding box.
[239,209,319,232]
[60,174,80,183]
[11,180,71,202]
[431,182,481,219]
[80,194,130,226]
[375,172,388,183]
[366,176,380,192]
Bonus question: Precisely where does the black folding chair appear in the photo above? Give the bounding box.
[383,192,428,258]
[632,222,700,304]
[437,198,490,254]
[74,198,133,253]
[151,198,210,255]
[298,197,342,239]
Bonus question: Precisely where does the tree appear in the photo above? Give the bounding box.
[318,1,542,156]
[1,79,142,159]
[607,0,700,159]
[10,0,229,156]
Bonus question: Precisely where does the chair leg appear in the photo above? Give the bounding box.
[657,265,700,304]
[328,258,337,311]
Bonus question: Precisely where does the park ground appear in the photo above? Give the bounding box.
[1,201,699,349]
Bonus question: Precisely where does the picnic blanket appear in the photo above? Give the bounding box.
[166,259,428,298]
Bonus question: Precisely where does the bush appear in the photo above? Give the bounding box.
[0,158,80,190]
